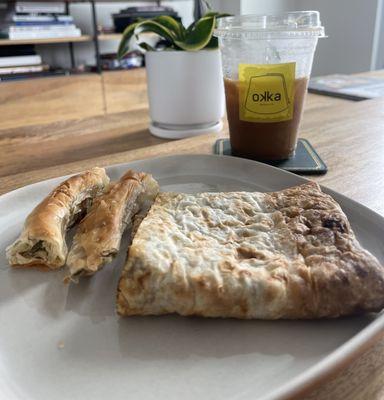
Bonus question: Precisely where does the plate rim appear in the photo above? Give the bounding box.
[1,153,384,400]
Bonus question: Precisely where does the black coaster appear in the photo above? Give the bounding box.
[213,138,327,175]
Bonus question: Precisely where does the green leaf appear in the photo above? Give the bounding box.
[186,20,196,35]
[183,12,230,50]
[117,22,138,59]
[174,16,216,51]
[135,20,176,42]
[153,15,185,39]
[204,11,231,19]
[203,13,231,49]
[204,36,219,49]
[118,19,176,58]
[137,42,156,51]
[117,8,231,56]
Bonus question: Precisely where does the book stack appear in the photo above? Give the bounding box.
[0,44,54,81]
[308,74,384,101]
[6,2,82,40]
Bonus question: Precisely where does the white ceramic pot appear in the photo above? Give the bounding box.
[145,49,225,139]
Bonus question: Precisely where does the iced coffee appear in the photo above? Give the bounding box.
[215,12,325,160]
[224,76,308,160]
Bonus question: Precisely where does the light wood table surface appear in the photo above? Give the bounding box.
[1,70,384,399]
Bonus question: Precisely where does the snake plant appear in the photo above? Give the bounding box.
[117,11,230,59]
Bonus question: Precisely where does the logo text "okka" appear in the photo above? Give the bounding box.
[252,91,282,102]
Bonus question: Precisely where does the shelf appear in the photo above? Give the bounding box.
[16,1,172,2]
[98,33,122,41]
[0,35,92,46]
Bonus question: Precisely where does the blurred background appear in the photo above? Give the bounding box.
[0,0,382,78]
[1,0,383,131]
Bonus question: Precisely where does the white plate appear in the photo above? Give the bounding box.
[1,155,383,400]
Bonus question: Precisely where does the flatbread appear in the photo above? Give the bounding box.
[66,170,159,279]
[117,182,384,319]
[6,167,110,270]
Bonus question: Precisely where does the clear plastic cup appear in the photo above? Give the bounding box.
[214,11,325,160]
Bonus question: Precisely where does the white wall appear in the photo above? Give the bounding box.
[373,0,384,69]
[295,0,379,76]
[241,0,297,14]
[208,0,297,16]
[208,0,240,14]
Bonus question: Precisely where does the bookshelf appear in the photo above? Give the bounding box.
[0,0,195,80]
[98,33,123,41]
[0,35,92,46]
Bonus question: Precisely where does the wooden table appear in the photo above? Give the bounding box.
[1,70,384,399]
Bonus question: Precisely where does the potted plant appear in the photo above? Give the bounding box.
[118,11,228,139]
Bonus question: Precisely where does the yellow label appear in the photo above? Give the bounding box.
[239,62,296,122]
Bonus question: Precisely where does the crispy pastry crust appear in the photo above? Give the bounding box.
[117,182,384,319]
[66,170,159,279]
[6,167,109,269]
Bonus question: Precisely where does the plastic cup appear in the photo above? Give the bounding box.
[214,11,325,160]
